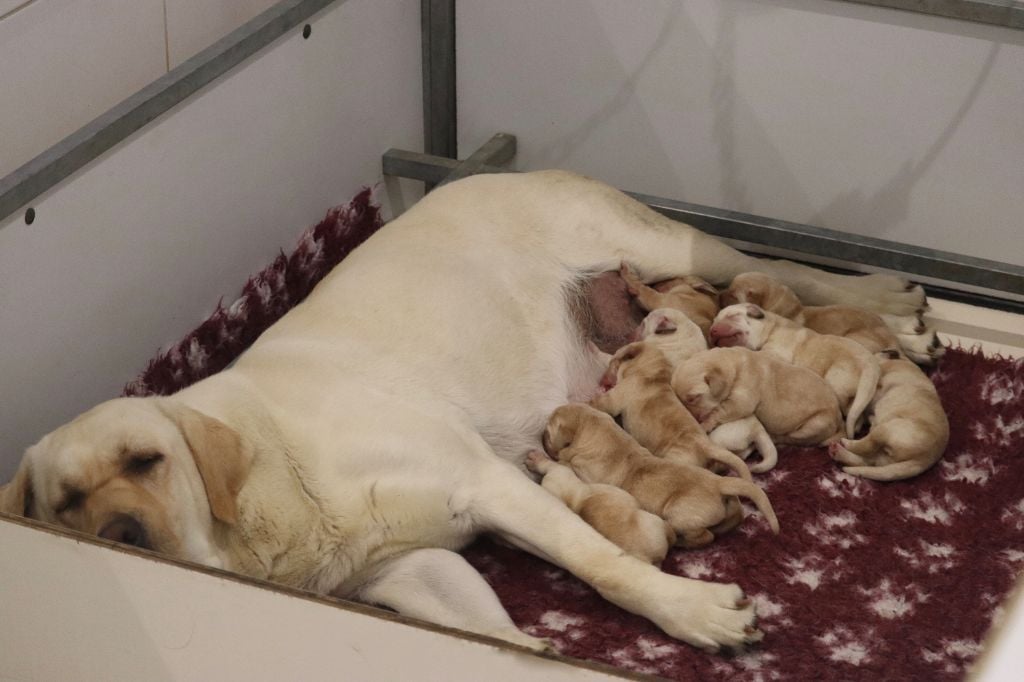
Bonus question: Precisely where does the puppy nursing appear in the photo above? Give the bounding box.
[711,304,880,438]
[543,404,779,547]
[672,348,843,472]
[620,263,720,338]
[525,450,675,564]
[591,342,753,480]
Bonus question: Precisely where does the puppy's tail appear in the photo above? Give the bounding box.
[846,358,881,438]
[843,460,932,482]
[707,445,754,481]
[749,420,779,474]
[719,478,779,534]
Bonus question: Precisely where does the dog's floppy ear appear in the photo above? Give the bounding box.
[619,342,644,362]
[162,403,252,526]
[0,460,34,518]
[704,366,729,399]
[685,276,718,298]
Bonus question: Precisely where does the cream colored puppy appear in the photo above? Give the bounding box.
[525,449,675,564]
[673,348,844,472]
[721,272,941,365]
[591,342,753,480]
[543,405,780,547]
[634,308,708,366]
[620,263,720,338]
[828,350,949,480]
[634,309,774,467]
[711,304,880,438]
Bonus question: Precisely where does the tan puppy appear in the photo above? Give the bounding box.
[591,342,753,481]
[633,310,774,466]
[620,263,720,338]
[525,450,675,564]
[828,350,949,480]
[721,272,941,365]
[673,348,844,472]
[633,308,709,367]
[711,304,880,438]
[543,404,780,547]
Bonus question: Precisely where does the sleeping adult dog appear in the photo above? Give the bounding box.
[0,170,929,653]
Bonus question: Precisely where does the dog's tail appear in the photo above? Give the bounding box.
[707,445,754,481]
[846,359,881,438]
[842,460,932,482]
[719,478,780,533]
[748,420,779,474]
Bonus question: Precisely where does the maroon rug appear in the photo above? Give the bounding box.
[125,191,1024,681]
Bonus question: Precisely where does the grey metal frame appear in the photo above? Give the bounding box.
[382,145,1024,309]
[0,0,343,225]
[840,0,1024,31]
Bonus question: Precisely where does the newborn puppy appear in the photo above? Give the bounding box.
[633,308,708,367]
[591,342,753,481]
[633,310,774,470]
[721,272,940,365]
[828,350,949,480]
[673,348,843,472]
[711,304,880,438]
[543,404,780,547]
[620,263,720,338]
[525,449,675,564]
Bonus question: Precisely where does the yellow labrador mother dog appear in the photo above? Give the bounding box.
[0,170,926,653]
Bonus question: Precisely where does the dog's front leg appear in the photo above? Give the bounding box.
[472,466,760,652]
[355,548,551,651]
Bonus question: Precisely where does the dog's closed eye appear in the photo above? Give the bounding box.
[55,488,85,515]
[125,452,165,475]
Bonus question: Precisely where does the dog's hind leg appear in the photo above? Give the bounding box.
[355,548,551,651]
[470,460,761,653]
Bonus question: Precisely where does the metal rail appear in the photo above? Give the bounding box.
[0,0,343,225]
[382,144,1024,306]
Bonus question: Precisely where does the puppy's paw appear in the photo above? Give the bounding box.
[524,449,552,474]
[901,330,946,366]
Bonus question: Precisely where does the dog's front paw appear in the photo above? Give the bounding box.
[486,627,555,653]
[843,274,927,317]
[645,575,762,654]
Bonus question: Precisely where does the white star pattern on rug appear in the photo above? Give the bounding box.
[803,511,868,549]
[900,491,966,525]
[893,539,957,574]
[858,578,929,620]
[815,625,874,666]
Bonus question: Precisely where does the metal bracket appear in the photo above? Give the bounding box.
[381,144,1024,308]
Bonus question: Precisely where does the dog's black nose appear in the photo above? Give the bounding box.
[98,515,150,549]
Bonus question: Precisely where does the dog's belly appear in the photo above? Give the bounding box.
[580,271,647,354]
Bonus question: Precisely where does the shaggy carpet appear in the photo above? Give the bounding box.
[124,191,1024,681]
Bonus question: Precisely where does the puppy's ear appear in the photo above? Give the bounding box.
[685,276,718,298]
[619,343,644,362]
[162,403,252,526]
[0,460,34,518]
[705,367,729,399]
[746,305,765,320]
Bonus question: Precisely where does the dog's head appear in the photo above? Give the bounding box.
[543,404,613,461]
[0,397,251,566]
[635,308,708,359]
[720,273,802,319]
[709,304,769,349]
[599,341,670,391]
[671,353,732,422]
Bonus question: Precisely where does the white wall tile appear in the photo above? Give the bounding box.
[165,0,280,68]
[0,0,166,177]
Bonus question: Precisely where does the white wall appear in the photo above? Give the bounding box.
[0,0,422,478]
[0,0,291,178]
[458,0,1024,267]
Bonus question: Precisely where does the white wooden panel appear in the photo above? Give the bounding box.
[0,518,623,681]
[458,0,1024,267]
[166,0,282,68]
[0,0,166,177]
[0,0,422,478]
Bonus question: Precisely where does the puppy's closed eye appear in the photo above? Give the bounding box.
[55,488,85,515]
[125,452,164,475]
[746,306,765,319]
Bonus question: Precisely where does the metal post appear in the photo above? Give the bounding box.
[421,0,457,161]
